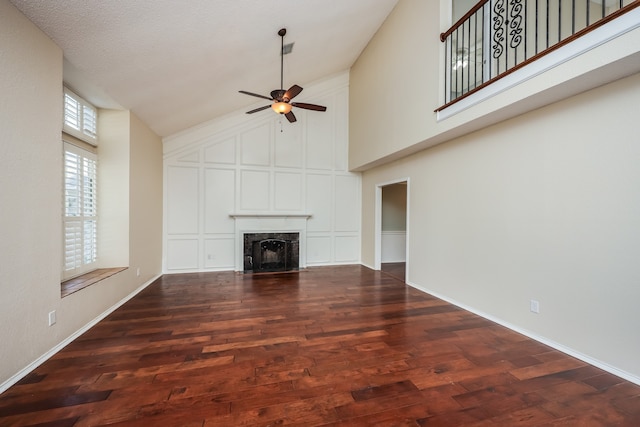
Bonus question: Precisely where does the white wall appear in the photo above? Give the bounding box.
[382,184,407,231]
[129,113,164,282]
[0,0,63,386]
[163,72,360,272]
[0,0,163,389]
[381,232,406,263]
[360,72,640,382]
[98,110,131,267]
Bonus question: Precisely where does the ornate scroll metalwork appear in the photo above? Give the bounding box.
[439,0,634,105]
[492,0,506,58]
[509,0,524,48]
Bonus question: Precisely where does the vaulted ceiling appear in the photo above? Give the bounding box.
[10,0,398,137]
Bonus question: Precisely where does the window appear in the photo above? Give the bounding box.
[63,142,98,279]
[63,87,97,145]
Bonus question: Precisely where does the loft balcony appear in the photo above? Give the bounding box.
[437,0,640,114]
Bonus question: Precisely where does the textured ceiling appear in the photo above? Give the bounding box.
[10,0,398,137]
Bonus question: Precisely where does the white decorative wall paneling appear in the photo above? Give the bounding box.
[162,73,360,273]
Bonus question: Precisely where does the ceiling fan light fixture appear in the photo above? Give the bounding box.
[272,101,292,114]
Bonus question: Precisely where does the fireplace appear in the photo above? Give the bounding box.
[243,232,300,273]
[231,213,310,272]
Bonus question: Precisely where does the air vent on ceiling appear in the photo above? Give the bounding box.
[282,42,294,55]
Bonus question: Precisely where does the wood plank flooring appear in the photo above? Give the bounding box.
[1,265,639,426]
[381,262,406,282]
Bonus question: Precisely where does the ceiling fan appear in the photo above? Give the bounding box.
[239,28,327,123]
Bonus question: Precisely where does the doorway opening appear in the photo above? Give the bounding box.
[375,179,409,283]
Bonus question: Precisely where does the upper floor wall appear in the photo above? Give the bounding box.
[441,0,637,106]
[349,0,640,171]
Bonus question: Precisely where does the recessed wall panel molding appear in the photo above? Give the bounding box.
[334,175,360,232]
[166,239,199,270]
[204,238,235,269]
[334,235,360,262]
[306,96,333,170]
[275,123,303,168]
[306,173,332,232]
[166,166,199,234]
[204,136,236,164]
[274,172,303,211]
[163,72,359,273]
[306,235,332,264]
[177,150,200,163]
[334,91,349,172]
[240,170,270,211]
[241,122,272,166]
[204,168,235,234]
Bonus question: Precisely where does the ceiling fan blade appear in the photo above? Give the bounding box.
[239,90,273,101]
[246,105,271,114]
[291,102,327,112]
[284,111,297,123]
[284,85,303,101]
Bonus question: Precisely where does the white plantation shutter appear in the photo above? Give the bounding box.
[82,104,97,139]
[64,92,80,132]
[64,220,82,271]
[63,87,97,145]
[63,142,97,278]
[64,149,80,217]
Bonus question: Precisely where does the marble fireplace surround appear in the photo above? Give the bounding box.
[230,213,311,272]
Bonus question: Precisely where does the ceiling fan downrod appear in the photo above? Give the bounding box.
[278,28,286,91]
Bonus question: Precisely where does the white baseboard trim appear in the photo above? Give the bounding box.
[0,274,161,395]
[406,279,640,387]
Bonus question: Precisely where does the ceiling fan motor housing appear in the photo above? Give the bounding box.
[271,89,287,101]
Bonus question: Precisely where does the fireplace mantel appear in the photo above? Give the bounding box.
[231,213,311,272]
[229,213,312,219]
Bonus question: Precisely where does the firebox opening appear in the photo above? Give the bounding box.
[243,232,299,273]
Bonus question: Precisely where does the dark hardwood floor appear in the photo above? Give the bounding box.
[381,262,406,283]
[1,265,639,426]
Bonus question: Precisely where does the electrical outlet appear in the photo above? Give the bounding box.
[530,299,540,314]
[48,310,56,326]
[136,267,140,277]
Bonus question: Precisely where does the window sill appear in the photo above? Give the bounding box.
[61,267,127,298]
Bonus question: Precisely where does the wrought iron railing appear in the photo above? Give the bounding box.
[439,0,639,107]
